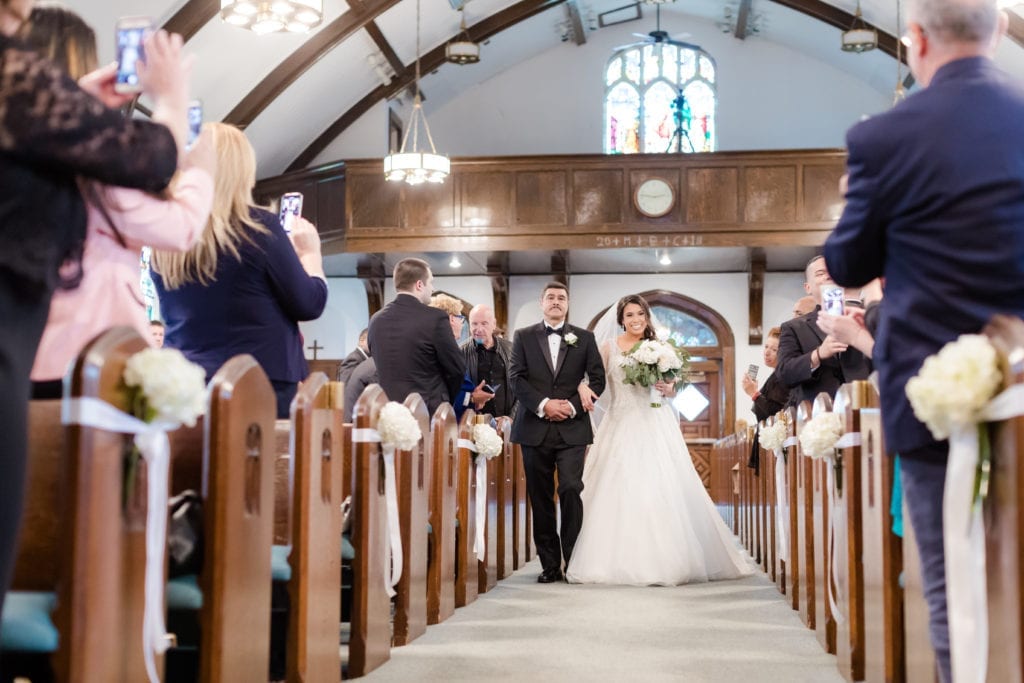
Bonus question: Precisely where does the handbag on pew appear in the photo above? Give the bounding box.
[168,489,204,578]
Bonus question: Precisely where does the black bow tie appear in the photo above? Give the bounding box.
[545,325,564,337]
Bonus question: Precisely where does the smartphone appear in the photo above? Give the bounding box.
[746,364,758,381]
[484,383,501,394]
[186,100,202,149]
[114,17,152,94]
[822,285,845,316]
[279,192,303,233]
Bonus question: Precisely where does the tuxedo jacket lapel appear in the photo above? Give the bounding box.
[535,325,556,376]
[553,330,570,379]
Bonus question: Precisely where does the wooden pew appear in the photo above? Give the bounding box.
[983,314,1024,682]
[512,442,531,570]
[811,394,836,654]
[2,327,150,681]
[454,409,479,607]
[495,416,515,580]
[476,414,499,594]
[285,374,343,680]
[796,401,817,629]
[783,408,800,608]
[859,384,905,683]
[761,419,777,584]
[349,384,392,676]
[427,403,457,625]
[833,381,877,681]
[393,393,430,646]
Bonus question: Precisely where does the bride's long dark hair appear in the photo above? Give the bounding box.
[616,294,657,340]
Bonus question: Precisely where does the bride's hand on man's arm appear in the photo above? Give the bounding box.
[578,382,598,412]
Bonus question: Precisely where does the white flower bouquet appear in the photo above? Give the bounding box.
[124,348,207,428]
[759,419,788,452]
[472,423,503,459]
[377,402,422,451]
[798,412,844,461]
[618,338,690,407]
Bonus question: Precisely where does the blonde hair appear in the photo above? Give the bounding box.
[429,294,463,316]
[152,123,267,289]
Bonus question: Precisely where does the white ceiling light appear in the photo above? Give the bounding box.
[659,251,672,266]
[449,254,462,268]
[841,1,877,52]
[446,9,480,65]
[221,0,322,34]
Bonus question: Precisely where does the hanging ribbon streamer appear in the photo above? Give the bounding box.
[772,435,799,564]
[63,397,177,683]
[944,383,1024,683]
[458,438,487,562]
[827,431,860,628]
[352,428,403,598]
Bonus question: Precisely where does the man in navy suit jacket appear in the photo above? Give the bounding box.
[824,1,1024,678]
[367,258,465,415]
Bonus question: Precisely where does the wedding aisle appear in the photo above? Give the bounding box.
[363,554,844,682]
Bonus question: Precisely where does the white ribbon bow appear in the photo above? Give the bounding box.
[458,438,487,563]
[772,435,799,565]
[351,429,403,598]
[63,397,177,683]
[944,383,1024,683]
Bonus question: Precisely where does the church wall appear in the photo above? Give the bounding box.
[312,14,891,165]
[309,271,807,423]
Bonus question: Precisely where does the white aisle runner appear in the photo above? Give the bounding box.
[363,555,844,682]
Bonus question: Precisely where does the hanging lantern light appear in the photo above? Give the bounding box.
[220,0,323,35]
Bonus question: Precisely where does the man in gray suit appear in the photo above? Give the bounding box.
[460,304,515,418]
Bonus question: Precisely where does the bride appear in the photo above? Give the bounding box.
[565,294,751,586]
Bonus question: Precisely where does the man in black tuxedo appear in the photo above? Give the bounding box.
[367,258,465,415]
[337,328,369,384]
[776,255,871,406]
[510,282,605,583]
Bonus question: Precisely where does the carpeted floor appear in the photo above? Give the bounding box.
[363,554,844,682]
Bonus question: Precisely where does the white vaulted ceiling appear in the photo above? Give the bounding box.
[62,0,1024,179]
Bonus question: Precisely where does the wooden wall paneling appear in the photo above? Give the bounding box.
[800,163,847,223]
[403,181,456,230]
[348,172,402,229]
[573,169,624,226]
[515,171,568,226]
[628,168,682,224]
[462,172,514,227]
[253,162,346,239]
[744,166,797,224]
[686,167,738,224]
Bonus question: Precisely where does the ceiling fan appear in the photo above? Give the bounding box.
[614,4,691,50]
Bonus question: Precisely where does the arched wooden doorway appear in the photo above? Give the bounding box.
[588,290,735,489]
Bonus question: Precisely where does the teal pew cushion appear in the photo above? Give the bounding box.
[0,591,58,653]
[341,535,355,561]
[272,544,292,582]
[427,522,433,535]
[166,575,203,610]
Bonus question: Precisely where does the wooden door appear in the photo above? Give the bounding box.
[678,360,722,490]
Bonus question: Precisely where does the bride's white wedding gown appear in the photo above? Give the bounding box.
[565,342,752,586]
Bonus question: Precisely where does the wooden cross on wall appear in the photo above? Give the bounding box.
[307,339,323,360]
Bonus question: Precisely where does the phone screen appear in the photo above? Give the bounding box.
[279,193,303,233]
[822,285,846,317]
[746,364,758,381]
[115,23,149,92]
[485,383,501,393]
[186,101,202,148]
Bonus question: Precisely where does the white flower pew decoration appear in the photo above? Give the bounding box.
[63,347,206,683]
[759,413,798,564]
[905,333,1024,683]
[458,420,504,561]
[352,401,422,597]
[758,419,788,452]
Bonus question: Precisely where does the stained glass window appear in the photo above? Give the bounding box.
[651,305,718,346]
[604,41,717,154]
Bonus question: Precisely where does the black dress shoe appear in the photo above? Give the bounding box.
[537,568,563,583]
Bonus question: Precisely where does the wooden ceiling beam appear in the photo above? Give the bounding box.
[734,0,752,40]
[287,0,567,172]
[1007,10,1024,49]
[162,0,219,41]
[223,0,404,128]
[364,20,405,77]
[748,248,766,345]
[567,1,587,45]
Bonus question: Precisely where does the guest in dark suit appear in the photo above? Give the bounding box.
[461,304,516,418]
[367,258,465,415]
[776,255,872,406]
[152,124,328,419]
[337,327,369,384]
[510,282,605,582]
[744,327,791,470]
[823,1,1024,677]
[343,356,377,421]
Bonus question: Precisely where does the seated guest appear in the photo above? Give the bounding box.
[776,255,871,406]
[743,327,789,470]
[337,327,369,383]
[461,304,515,418]
[26,4,212,399]
[149,319,166,348]
[151,123,328,418]
[343,356,377,421]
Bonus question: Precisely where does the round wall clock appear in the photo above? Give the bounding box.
[634,177,675,218]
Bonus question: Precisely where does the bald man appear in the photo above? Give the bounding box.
[792,296,816,318]
[460,304,516,417]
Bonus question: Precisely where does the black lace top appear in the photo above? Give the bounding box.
[0,34,177,290]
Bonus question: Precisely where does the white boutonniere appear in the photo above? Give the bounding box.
[563,332,579,347]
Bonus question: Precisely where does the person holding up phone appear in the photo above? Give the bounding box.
[460,303,517,418]
[0,0,186,620]
[742,327,791,422]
